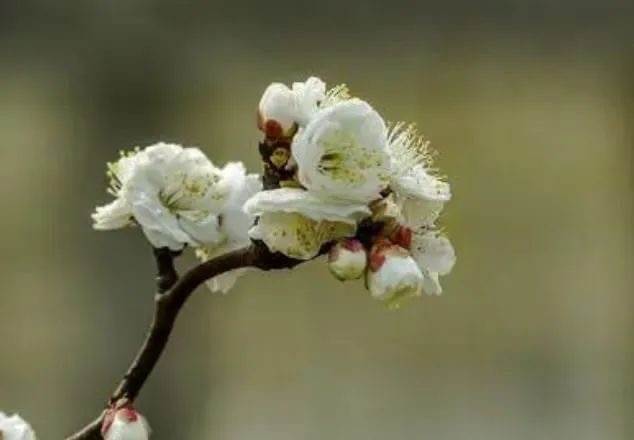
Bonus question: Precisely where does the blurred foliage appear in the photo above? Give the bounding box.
[0,1,632,439]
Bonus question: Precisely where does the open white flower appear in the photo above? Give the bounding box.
[328,238,367,281]
[102,406,150,440]
[367,241,423,309]
[410,230,456,295]
[93,143,254,252]
[0,412,36,440]
[196,172,262,293]
[387,123,451,228]
[258,77,326,138]
[292,99,390,203]
[250,212,355,260]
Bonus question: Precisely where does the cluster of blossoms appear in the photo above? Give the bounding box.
[92,76,455,308]
[249,77,455,308]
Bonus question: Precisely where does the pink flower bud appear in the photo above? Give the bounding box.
[257,83,298,139]
[367,241,423,309]
[102,404,150,440]
[328,239,367,281]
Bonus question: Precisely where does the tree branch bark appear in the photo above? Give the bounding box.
[65,242,307,440]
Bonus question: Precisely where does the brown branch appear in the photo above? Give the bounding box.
[65,242,306,440]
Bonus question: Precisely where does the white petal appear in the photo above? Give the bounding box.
[396,195,445,229]
[177,211,224,246]
[292,99,390,203]
[92,198,133,230]
[421,270,443,296]
[130,193,191,245]
[244,188,370,224]
[141,227,185,251]
[196,242,252,293]
[394,167,451,202]
[291,76,326,125]
[220,170,262,244]
[249,212,355,260]
[411,231,456,275]
[205,269,247,293]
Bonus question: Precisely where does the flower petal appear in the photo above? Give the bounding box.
[291,76,326,125]
[178,211,224,246]
[411,231,456,275]
[244,188,370,224]
[421,270,443,296]
[92,198,133,230]
[249,211,355,260]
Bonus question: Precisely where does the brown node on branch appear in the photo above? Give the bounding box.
[258,139,297,190]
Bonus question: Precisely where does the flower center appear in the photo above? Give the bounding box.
[317,132,383,185]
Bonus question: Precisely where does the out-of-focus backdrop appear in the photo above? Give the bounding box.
[0,1,632,439]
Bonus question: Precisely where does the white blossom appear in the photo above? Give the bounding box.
[249,211,355,260]
[92,143,256,252]
[102,406,150,440]
[367,242,424,309]
[410,230,456,295]
[387,123,451,228]
[327,238,367,281]
[292,99,390,203]
[258,77,326,138]
[0,412,36,440]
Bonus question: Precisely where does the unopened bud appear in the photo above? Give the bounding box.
[328,239,367,281]
[258,83,298,139]
[102,404,150,440]
[367,240,423,309]
[0,412,36,440]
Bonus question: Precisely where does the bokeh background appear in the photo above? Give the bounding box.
[0,1,632,439]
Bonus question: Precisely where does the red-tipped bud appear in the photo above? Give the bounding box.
[102,403,150,440]
[328,238,367,281]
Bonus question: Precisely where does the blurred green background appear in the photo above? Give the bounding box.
[0,1,632,439]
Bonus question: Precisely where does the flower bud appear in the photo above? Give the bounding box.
[367,240,423,309]
[328,238,367,281]
[0,412,36,440]
[257,83,298,139]
[102,404,150,440]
